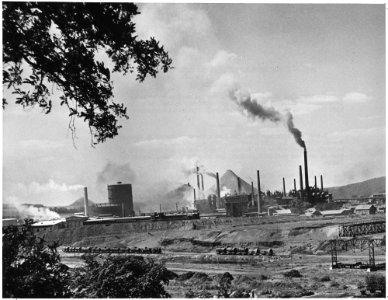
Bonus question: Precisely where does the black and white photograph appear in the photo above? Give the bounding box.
[2,2,386,298]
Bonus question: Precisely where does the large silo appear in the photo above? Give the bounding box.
[107,182,134,217]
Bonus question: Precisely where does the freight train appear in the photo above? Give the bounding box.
[83,211,200,226]
[63,246,162,254]
[216,247,274,256]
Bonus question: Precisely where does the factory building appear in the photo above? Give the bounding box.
[354,204,377,215]
[66,215,88,228]
[108,182,134,217]
[224,195,249,217]
[31,219,66,233]
[91,182,134,217]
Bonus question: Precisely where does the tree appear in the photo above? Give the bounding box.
[218,272,234,298]
[365,274,385,296]
[70,255,172,298]
[3,220,71,298]
[3,2,172,144]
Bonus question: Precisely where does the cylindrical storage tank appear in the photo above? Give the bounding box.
[107,182,133,217]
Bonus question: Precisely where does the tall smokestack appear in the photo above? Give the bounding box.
[216,172,221,207]
[193,188,196,201]
[282,178,286,196]
[314,176,317,189]
[304,147,310,202]
[196,166,200,190]
[320,175,324,191]
[200,174,204,191]
[257,170,261,214]
[294,178,297,194]
[237,177,241,194]
[83,187,89,217]
[299,165,304,200]
[251,182,254,206]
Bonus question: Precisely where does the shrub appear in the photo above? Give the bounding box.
[320,275,331,282]
[283,269,302,278]
[329,281,340,288]
[3,221,71,298]
[185,289,213,298]
[70,255,171,298]
[365,274,385,294]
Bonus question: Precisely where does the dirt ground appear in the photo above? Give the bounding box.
[59,214,386,298]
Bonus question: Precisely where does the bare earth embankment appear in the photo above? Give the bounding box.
[55,214,385,297]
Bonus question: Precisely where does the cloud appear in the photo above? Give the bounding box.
[19,139,64,151]
[209,50,237,69]
[329,126,385,138]
[16,179,83,194]
[298,94,339,104]
[343,92,371,103]
[135,4,212,50]
[133,136,196,147]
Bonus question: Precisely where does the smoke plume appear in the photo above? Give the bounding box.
[97,162,136,185]
[134,182,194,213]
[3,202,61,221]
[230,88,306,148]
[286,112,305,148]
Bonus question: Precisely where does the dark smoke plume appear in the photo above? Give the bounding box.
[97,162,136,185]
[230,89,282,122]
[285,112,305,148]
[230,89,305,148]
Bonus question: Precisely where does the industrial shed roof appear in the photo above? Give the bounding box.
[355,204,375,210]
[31,219,65,227]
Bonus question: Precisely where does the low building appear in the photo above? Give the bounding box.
[354,204,377,215]
[273,209,292,216]
[2,218,19,227]
[224,195,249,217]
[66,215,89,228]
[31,219,66,234]
[320,208,353,217]
[377,206,386,214]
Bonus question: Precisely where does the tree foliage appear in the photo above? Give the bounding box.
[3,2,172,144]
[218,272,234,298]
[70,255,172,298]
[2,220,71,298]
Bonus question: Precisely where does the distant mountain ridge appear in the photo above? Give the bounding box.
[67,197,95,208]
[327,176,386,199]
[206,169,257,196]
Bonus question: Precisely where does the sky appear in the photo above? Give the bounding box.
[3,3,386,209]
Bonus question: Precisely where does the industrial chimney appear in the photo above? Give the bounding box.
[196,166,200,190]
[216,172,221,207]
[282,178,286,196]
[299,165,304,200]
[237,177,242,194]
[303,147,310,202]
[320,175,324,191]
[193,188,196,201]
[84,187,89,217]
[294,178,297,195]
[257,170,261,214]
[200,173,204,191]
[251,182,254,206]
[314,176,317,189]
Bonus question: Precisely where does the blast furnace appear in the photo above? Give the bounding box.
[108,182,134,217]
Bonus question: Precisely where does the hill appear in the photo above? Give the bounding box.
[67,197,95,208]
[206,169,257,196]
[327,176,385,199]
